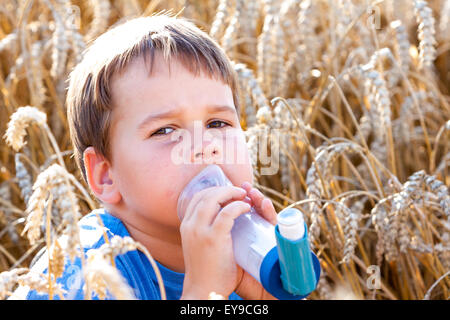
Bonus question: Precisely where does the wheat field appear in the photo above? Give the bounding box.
[0,0,449,300]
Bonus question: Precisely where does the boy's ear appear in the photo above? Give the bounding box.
[83,146,121,205]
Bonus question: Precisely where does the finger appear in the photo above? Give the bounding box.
[239,182,253,207]
[243,184,277,225]
[242,195,252,206]
[241,181,252,193]
[260,198,278,225]
[213,201,251,234]
[248,188,265,212]
[190,186,247,226]
[182,187,214,222]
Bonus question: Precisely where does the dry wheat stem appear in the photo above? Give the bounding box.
[83,236,166,300]
[17,0,39,107]
[84,250,135,300]
[389,66,434,162]
[414,0,437,71]
[430,120,450,173]
[134,242,166,300]
[0,244,18,266]
[15,153,33,206]
[0,268,28,299]
[4,106,47,152]
[327,76,370,151]
[45,192,53,299]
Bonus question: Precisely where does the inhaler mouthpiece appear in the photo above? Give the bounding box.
[177,164,231,221]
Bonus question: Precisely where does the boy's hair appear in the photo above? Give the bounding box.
[66,14,240,186]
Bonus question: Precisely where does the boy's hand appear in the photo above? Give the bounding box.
[179,182,279,300]
[241,182,277,226]
[180,185,251,299]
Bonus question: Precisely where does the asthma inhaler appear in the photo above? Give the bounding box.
[177,164,320,299]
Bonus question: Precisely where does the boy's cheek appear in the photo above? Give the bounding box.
[164,187,180,204]
[224,129,251,164]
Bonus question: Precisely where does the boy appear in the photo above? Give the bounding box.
[20,14,278,300]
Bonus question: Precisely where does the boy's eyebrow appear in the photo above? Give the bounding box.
[137,104,236,131]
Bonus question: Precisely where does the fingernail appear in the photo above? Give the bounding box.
[241,181,250,188]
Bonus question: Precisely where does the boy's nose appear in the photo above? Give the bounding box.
[190,138,222,164]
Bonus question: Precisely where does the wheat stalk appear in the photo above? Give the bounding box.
[306,142,367,245]
[221,0,243,57]
[233,62,270,127]
[1,268,66,300]
[85,0,111,41]
[84,251,136,300]
[414,0,437,71]
[209,0,233,41]
[257,0,277,96]
[4,106,47,152]
[390,20,411,73]
[22,164,81,263]
[14,152,33,206]
[84,235,166,300]
[41,0,69,80]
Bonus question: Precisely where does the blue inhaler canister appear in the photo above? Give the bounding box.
[275,208,318,296]
[177,165,320,300]
[258,207,321,300]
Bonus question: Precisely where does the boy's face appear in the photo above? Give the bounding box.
[106,53,253,233]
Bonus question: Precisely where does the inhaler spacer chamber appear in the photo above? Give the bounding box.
[177,164,321,299]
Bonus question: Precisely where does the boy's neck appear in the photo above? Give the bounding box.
[126,222,185,273]
[105,206,185,273]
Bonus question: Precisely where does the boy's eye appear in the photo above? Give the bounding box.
[149,121,230,138]
[150,127,174,137]
[207,120,230,129]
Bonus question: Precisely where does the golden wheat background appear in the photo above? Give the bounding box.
[0,0,449,300]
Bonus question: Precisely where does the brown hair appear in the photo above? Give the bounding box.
[67,14,240,185]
